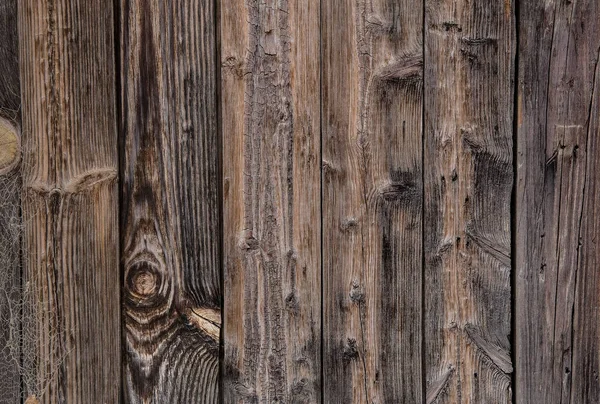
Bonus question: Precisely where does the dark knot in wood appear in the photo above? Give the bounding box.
[125,260,167,308]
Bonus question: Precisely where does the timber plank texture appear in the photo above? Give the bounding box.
[7,0,600,402]
[221,0,321,402]
[119,0,220,402]
[0,0,20,402]
[321,0,423,403]
[516,0,600,402]
[424,0,515,403]
[18,0,120,402]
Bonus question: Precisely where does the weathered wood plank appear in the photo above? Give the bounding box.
[516,1,600,402]
[18,0,120,402]
[423,0,514,402]
[221,0,321,401]
[0,0,19,122]
[321,0,423,402]
[120,0,221,402]
[0,1,21,401]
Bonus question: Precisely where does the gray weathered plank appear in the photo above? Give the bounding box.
[321,0,424,402]
[221,0,322,401]
[18,0,120,401]
[424,0,514,402]
[119,0,221,402]
[0,1,21,401]
[515,0,600,402]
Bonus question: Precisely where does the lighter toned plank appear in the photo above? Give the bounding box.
[18,0,120,401]
[120,0,220,402]
[221,0,321,401]
[321,0,424,402]
[424,0,514,402]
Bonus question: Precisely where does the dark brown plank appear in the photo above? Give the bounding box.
[424,0,514,402]
[120,0,220,402]
[516,0,600,402]
[221,0,321,401]
[0,0,19,122]
[0,0,21,401]
[321,0,423,402]
[18,0,120,402]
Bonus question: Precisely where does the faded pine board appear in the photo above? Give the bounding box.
[0,0,20,401]
[423,1,514,403]
[120,0,220,402]
[18,0,120,402]
[515,0,600,402]
[321,0,423,402]
[221,0,321,401]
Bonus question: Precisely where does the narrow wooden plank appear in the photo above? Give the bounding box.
[0,0,19,121]
[423,0,514,402]
[321,0,423,402]
[0,1,21,401]
[516,1,600,402]
[18,0,120,402]
[120,0,220,402]
[221,0,321,401]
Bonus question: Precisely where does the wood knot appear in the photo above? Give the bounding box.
[373,53,423,85]
[343,338,359,362]
[349,281,365,303]
[125,259,167,308]
[239,233,259,251]
[130,268,157,297]
[341,217,358,232]
[0,117,20,175]
[370,176,419,206]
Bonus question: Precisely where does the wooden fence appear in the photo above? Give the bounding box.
[0,0,599,403]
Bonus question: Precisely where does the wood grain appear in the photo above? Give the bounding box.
[221,0,321,401]
[423,0,514,402]
[119,0,220,402]
[0,0,19,124]
[0,1,21,401]
[321,0,423,402]
[18,0,120,402]
[515,0,600,402]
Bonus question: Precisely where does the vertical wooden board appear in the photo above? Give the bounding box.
[424,0,514,403]
[0,1,21,401]
[321,0,423,402]
[516,0,600,402]
[0,0,19,122]
[18,0,120,402]
[221,0,321,402]
[120,0,220,402]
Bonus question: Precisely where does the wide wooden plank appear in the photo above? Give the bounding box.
[221,0,321,401]
[119,0,221,402]
[18,0,120,402]
[321,0,423,402]
[423,0,514,402]
[0,0,21,401]
[515,1,600,402]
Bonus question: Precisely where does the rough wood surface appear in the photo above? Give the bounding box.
[0,2,21,400]
[18,0,120,402]
[423,0,514,403]
[516,0,600,402]
[119,0,221,402]
[221,0,321,401]
[321,0,423,402]
[0,0,19,124]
